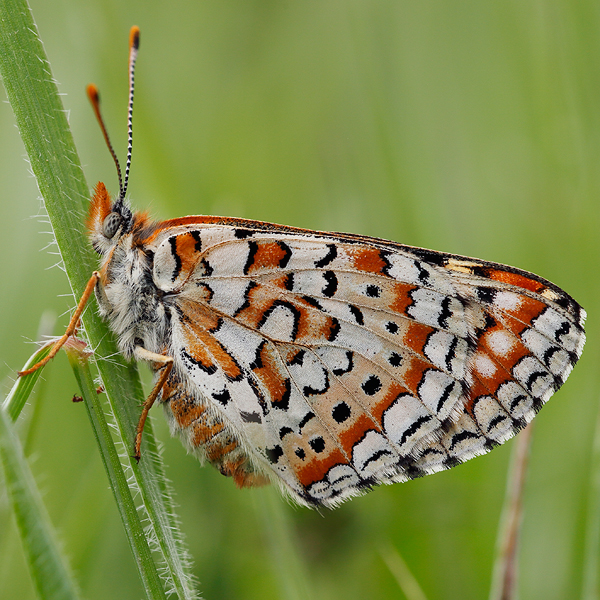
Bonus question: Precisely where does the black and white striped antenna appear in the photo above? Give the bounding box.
[86,26,140,205]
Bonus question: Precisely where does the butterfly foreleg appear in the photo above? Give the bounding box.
[132,345,174,461]
[19,271,100,377]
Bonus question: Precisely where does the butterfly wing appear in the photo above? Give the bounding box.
[150,223,585,507]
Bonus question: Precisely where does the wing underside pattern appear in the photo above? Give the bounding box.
[151,226,585,507]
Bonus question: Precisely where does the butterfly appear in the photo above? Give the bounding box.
[21,27,586,508]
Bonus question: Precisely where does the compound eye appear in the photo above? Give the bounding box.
[102,212,122,239]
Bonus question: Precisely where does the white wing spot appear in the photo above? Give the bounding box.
[493,291,522,312]
[473,352,497,378]
[485,329,515,357]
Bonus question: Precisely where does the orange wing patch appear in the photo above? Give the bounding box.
[174,231,203,280]
[179,300,244,381]
[296,447,346,488]
[485,268,548,295]
[244,240,292,275]
[388,282,419,315]
[478,322,530,375]
[250,341,292,408]
[337,413,380,456]
[494,295,547,330]
[403,321,435,354]
[346,246,389,275]
[368,381,408,424]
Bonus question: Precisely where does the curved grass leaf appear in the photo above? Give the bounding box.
[2,343,53,423]
[0,402,81,600]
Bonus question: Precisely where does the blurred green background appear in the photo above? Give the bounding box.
[1,1,598,599]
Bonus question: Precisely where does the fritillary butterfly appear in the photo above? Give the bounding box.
[23,27,586,508]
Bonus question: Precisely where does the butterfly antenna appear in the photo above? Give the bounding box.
[86,83,123,197]
[86,26,140,205]
[122,26,140,203]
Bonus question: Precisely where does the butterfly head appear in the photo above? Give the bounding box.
[88,182,134,254]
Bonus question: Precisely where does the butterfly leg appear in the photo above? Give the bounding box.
[19,272,100,376]
[132,346,173,461]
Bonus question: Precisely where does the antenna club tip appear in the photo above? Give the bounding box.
[86,83,99,100]
[130,26,140,50]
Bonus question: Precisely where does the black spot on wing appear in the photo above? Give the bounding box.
[388,352,402,367]
[408,247,446,267]
[302,295,323,310]
[366,285,380,298]
[309,437,325,453]
[380,250,394,276]
[526,370,552,395]
[243,240,259,275]
[169,237,182,282]
[438,296,452,329]
[240,411,262,424]
[476,287,497,304]
[279,426,293,439]
[257,300,301,341]
[181,349,217,375]
[249,340,267,370]
[415,261,430,284]
[445,336,458,372]
[399,414,432,447]
[233,281,259,317]
[449,430,479,451]
[277,241,292,269]
[510,394,528,411]
[542,345,561,368]
[234,228,256,239]
[287,349,306,366]
[303,370,330,396]
[212,388,231,405]
[299,411,315,431]
[554,321,571,344]
[386,321,399,334]
[191,230,202,252]
[362,448,393,468]
[470,265,490,278]
[198,258,213,277]
[266,445,284,463]
[332,351,353,376]
[327,317,341,342]
[435,381,456,413]
[271,379,292,410]
[315,244,337,268]
[487,414,508,432]
[332,401,351,423]
[283,273,294,291]
[349,304,364,325]
[362,375,381,396]
[322,271,338,297]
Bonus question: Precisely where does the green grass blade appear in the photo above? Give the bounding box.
[581,397,600,600]
[0,404,82,600]
[2,343,53,422]
[380,543,429,600]
[255,487,312,600]
[65,347,167,600]
[0,1,197,598]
